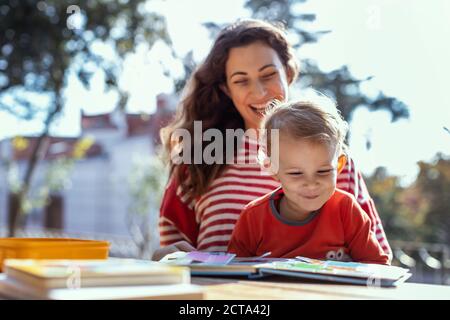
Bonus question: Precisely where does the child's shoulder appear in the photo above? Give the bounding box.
[321,190,360,221]
[329,188,359,206]
[243,188,280,212]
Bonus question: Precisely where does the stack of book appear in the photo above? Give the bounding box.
[0,258,203,300]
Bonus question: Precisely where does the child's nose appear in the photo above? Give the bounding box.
[302,177,319,188]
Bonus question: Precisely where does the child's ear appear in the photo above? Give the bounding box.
[261,156,280,180]
[337,154,347,174]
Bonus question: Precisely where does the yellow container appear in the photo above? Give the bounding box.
[0,238,110,271]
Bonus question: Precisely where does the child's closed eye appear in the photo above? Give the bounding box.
[317,169,334,175]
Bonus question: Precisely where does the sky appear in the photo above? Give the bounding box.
[0,0,449,185]
[295,0,450,185]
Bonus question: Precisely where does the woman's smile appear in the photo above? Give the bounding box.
[224,41,290,130]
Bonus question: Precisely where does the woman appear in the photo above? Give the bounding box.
[153,19,391,261]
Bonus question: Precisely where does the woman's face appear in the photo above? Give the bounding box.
[223,41,291,130]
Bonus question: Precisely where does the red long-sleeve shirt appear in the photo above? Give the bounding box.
[228,187,389,265]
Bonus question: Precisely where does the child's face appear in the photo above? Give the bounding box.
[274,135,340,216]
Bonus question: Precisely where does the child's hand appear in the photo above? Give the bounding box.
[151,241,196,261]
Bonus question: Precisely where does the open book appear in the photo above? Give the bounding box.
[160,252,412,287]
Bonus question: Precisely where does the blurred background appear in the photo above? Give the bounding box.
[0,0,449,284]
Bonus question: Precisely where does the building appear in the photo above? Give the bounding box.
[0,93,176,239]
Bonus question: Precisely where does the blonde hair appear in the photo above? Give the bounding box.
[263,95,348,155]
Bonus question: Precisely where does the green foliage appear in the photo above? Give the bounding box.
[128,152,168,217]
[0,0,171,235]
[365,167,423,242]
[1,136,95,215]
[245,0,329,47]
[248,0,408,127]
[127,151,168,258]
[0,0,171,117]
[415,154,450,243]
[195,0,410,128]
[300,63,409,124]
[366,154,450,244]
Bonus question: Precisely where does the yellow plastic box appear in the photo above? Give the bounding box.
[0,238,110,271]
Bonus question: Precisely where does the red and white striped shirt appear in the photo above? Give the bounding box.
[159,137,392,259]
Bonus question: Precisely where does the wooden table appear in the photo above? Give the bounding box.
[191,276,450,300]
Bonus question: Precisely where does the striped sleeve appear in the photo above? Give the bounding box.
[337,156,393,261]
[158,174,199,248]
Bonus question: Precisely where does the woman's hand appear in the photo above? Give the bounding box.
[151,240,196,261]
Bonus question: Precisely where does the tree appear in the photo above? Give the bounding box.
[243,0,409,132]
[185,0,410,131]
[365,154,450,245]
[364,167,428,242]
[245,0,329,48]
[0,0,171,236]
[300,62,409,124]
[414,154,450,244]
[127,152,168,258]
